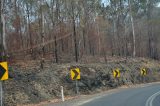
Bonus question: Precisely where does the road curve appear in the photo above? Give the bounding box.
[80,84,160,106]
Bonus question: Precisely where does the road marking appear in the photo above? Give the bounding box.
[145,90,160,106]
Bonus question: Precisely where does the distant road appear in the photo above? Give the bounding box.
[81,84,160,106]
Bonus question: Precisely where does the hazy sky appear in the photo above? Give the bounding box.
[101,0,160,7]
[101,0,109,6]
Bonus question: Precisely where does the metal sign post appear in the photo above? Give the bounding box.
[70,68,80,95]
[75,80,79,95]
[0,82,2,106]
[0,62,9,106]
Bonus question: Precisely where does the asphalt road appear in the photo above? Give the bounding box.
[81,84,160,106]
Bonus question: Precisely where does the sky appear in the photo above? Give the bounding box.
[101,0,109,6]
[101,0,160,7]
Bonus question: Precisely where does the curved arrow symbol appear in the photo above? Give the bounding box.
[0,65,6,79]
[142,69,146,75]
[115,70,119,78]
[73,69,79,80]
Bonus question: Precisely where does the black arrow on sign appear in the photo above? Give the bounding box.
[142,69,146,75]
[0,65,6,79]
[73,69,79,80]
[115,70,119,78]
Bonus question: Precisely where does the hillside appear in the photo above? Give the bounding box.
[3,57,160,106]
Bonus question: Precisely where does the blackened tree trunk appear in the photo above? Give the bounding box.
[70,0,78,62]
[54,36,58,63]
[73,19,78,62]
[26,3,33,56]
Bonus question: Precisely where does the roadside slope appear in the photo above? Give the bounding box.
[4,58,160,106]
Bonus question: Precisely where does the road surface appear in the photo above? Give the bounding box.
[46,83,160,106]
[81,84,160,106]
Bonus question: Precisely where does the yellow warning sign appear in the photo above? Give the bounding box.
[113,69,120,78]
[141,68,147,76]
[0,62,8,80]
[70,68,80,80]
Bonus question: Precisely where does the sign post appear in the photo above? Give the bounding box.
[0,82,2,106]
[75,80,79,95]
[70,68,80,94]
[0,62,9,106]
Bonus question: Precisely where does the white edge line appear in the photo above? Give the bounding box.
[145,91,160,106]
